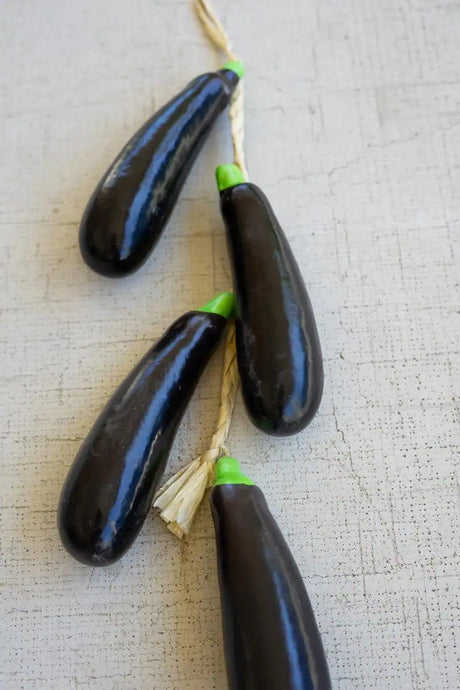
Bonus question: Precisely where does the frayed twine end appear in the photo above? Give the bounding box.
[153,449,224,538]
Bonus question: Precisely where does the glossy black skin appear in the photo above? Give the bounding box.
[220,183,323,436]
[58,311,227,566]
[211,483,331,690]
[79,69,239,277]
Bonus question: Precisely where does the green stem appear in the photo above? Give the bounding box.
[198,292,235,319]
[214,456,255,486]
[215,163,246,192]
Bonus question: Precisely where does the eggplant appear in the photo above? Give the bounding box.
[79,61,244,277]
[58,293,234,566]
[215,164,323,436]
[211,456,331,690]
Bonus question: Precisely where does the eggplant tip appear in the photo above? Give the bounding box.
[214,456,255,486]
[221,60,245,78]
[215,163,245,192]
[198,291,235,319]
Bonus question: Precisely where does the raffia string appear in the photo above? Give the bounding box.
[153,323,239,537]
[153,0,247,538]
[194,0,248,178]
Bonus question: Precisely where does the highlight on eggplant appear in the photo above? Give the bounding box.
[216,163,323,436]
[79,62,244,278]
[57,292,234,566]
[211,456,332,690]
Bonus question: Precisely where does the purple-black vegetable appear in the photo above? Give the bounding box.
[216,164,323,436]
[79,62,243,277]
[58,294,233,566]
[211,457,331,690]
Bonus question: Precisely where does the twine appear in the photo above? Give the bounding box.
[194,0,248,178]
[153,0,247,537]
[153,323,239,537]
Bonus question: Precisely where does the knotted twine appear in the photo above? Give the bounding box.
[153,0,247,538]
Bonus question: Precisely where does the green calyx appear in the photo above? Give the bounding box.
[198,291,235,319]
[215,163,245,192]
[221,60,245,79]
[214,456,255,487]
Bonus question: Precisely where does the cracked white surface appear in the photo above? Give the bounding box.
[1,1,459,688]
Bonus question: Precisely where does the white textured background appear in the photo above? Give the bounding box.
[1,1,459,688]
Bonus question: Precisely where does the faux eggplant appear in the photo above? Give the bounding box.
[211,457,331,690]
[216,164,323,436]
[79,62,243,277]
[58,293,234,566]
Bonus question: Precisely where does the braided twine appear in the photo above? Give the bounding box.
[153,0,247,538]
